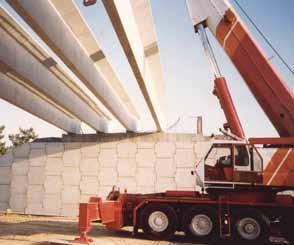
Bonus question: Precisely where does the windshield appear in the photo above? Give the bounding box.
[234,145,249,167]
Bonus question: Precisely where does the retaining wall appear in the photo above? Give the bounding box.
[0,133,212,217]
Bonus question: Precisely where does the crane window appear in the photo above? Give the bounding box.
[206,147,231,167]
[234,145,249,166]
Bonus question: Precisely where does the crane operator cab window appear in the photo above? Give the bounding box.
[204,144,253,184]
[204,145,233,182]
[234,145,250,167]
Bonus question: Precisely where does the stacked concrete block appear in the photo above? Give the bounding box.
[26,185,44,215]
[26,143,46,215]
[99,168,117,198]
[10,145,30,213]
[11,159,29,176]
[136,148,156,167]
[98,142,118,199]
[117,142,137,194]
[174,142,197,191]
[46,143,64,158]
[155,142,176,158]
[63,144,81,167]
[0,185,10,210]
[29,145,46,167]
[43,143,64,215]
[45,158,63,175]
[154,143,176,193]
[44,176,62,194]
[155,158,176,192]
[136,142,156,193]
[14,144,30,158]
[80,176,99,195]
[175,145,196,168]
[28,167,46,185]
[61,144,82,217]
[0,151,12,211]
[2,133,215,216]
[0,151,13,166]
[80,154,100,202]
[117,177,137,193]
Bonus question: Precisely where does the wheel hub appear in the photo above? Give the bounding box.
[244,223,255,233]
[190,214,213,236]
[148,211,169,232]
[237,217,261,240]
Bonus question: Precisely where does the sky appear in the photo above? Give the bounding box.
[0,0,293,144]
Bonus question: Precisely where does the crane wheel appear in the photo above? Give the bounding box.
[280,215,294,244]
[140,203,177,240]
[232,209,270,244]
[182,207,219,243]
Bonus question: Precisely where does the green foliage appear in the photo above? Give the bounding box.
[0,125,6,155]
[8,127,38,147]
[0,126,38,155]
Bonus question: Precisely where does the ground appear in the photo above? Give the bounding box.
[0,214,288,245]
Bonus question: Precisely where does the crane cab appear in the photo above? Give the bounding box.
[195,141,264,188]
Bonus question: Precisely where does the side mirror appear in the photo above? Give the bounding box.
[83,0,97,6]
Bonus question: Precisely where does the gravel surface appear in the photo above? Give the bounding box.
[0,214,287,245]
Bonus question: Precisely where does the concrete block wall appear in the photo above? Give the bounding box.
[0,133,212,217]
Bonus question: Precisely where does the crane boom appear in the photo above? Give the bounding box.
[187,0,294,137]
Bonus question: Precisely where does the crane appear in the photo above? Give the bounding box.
[187,0,294,137]
[74,1,294,244]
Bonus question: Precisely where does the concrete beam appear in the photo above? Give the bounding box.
[51,0,139,119]
[102,0,166,131]
[130,0,166,109]
[7,0,139,131]
[0,7,108,132]
[0,73,82,134]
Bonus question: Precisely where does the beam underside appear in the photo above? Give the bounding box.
[7,0,139,131]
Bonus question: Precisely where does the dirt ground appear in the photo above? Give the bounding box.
[0,214,287,245]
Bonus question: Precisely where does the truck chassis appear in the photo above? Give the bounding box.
[75,185,294,244]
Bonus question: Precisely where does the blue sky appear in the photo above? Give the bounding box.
[0,0,293,142]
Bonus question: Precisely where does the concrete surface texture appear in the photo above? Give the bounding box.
[0,133,212,217]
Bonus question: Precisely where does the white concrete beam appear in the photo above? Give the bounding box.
[102,0,166,131]
[0,72,82,134]
[0,7,108,132]
[130,0,166,112]
[51,0,139,120]
[7,0,139,132]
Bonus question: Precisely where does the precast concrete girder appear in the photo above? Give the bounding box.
[7,0,139,132]
[51,0,139,120]
[0,7,108,132]
[102,0,166,131]
[0,72,82,134]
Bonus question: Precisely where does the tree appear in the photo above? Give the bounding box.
[0,125,6,155]
[8,127,38,147]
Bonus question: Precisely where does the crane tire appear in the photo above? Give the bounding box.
[141,203,177,240]
[182,206,219,243]
[232,209,270,244]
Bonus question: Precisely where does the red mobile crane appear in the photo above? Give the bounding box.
[75,0,294,244]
